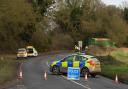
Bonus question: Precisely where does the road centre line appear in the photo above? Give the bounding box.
[61,75,91,89]
[19,63,23,71]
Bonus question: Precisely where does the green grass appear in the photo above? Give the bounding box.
[98,56,128,83]
[101,65,128,83]
[111,49,128,64]
[0,55,17,84]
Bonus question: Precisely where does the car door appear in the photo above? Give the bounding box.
[60,55,75,73]
[74,55,85,68]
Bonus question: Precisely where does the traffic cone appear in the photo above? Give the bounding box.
[114,74,119,84]
[44,71,47,80]
[84,73,88,81]
[18,70,23,79]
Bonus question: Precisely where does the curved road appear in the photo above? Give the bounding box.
[8,52,128,89]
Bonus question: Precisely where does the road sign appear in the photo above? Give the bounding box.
[67,67,80,80]
[75,45,80,50]
[78,41,83,48]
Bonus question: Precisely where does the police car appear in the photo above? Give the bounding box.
[50,54,101,77]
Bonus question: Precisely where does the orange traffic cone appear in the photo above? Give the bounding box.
[84,73,88,81]
[114,74,119,84]
[18,70,23,79]
[44,71,47,80]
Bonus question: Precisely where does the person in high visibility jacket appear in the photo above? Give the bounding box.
[49,54,101,77]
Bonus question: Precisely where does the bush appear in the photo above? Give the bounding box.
[31,29,50,52]
[51,34,74,50]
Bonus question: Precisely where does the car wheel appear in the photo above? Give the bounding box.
[91,74,96,78]
[17,57,19,60]
[81,68,89,77]
[52,66,60,75]
[34,53,37,57]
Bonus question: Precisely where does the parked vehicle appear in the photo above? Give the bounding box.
[50,54,101,77]
[17,48,27,59]
[26,46,38,57]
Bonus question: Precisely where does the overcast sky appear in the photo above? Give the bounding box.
[102,0,128,7]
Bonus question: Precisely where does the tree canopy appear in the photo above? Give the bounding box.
[0,0,128,53]
[54,0,128,46]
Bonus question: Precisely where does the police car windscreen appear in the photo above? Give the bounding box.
[91,57,100,62]
[27,48,33,53]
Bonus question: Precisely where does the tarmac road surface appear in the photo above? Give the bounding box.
[7,52,128,89]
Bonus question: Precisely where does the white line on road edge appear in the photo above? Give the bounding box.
[61,75,91,89]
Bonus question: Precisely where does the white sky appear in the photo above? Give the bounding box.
[102,0,128,7]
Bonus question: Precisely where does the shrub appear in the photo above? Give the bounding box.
[51,34,74,50]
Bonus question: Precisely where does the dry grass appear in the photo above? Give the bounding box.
[0,55,17,84]
[98,56,128,84]
[111,48,128,64]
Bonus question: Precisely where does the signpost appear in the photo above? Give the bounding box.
[78,41,82,48]
[78,41,83,52]
[67,67,80,80]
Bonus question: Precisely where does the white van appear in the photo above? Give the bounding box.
[26,46,38,57]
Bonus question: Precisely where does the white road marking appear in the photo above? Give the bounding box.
[61,75,91,89]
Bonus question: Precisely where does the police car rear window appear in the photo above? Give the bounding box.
[91,57,98,61]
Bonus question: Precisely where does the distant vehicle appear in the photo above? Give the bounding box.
[17,48,27,59]
[26,46,38,57]
[50,54,101,77]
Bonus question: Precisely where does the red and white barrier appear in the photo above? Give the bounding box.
[44,71,47,80]
[18,63,23,80]
[114,74,119,84]
[84,73,88,81]
[18,70,23,79]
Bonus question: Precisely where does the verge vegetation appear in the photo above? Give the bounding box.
[0,55,17,85]
[98,55,128,84]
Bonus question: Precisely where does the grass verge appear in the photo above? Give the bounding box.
[111,48,128,64]
[0,55,17,85]
[98,56,128,84]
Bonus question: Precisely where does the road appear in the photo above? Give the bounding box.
[8,52,128,89]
